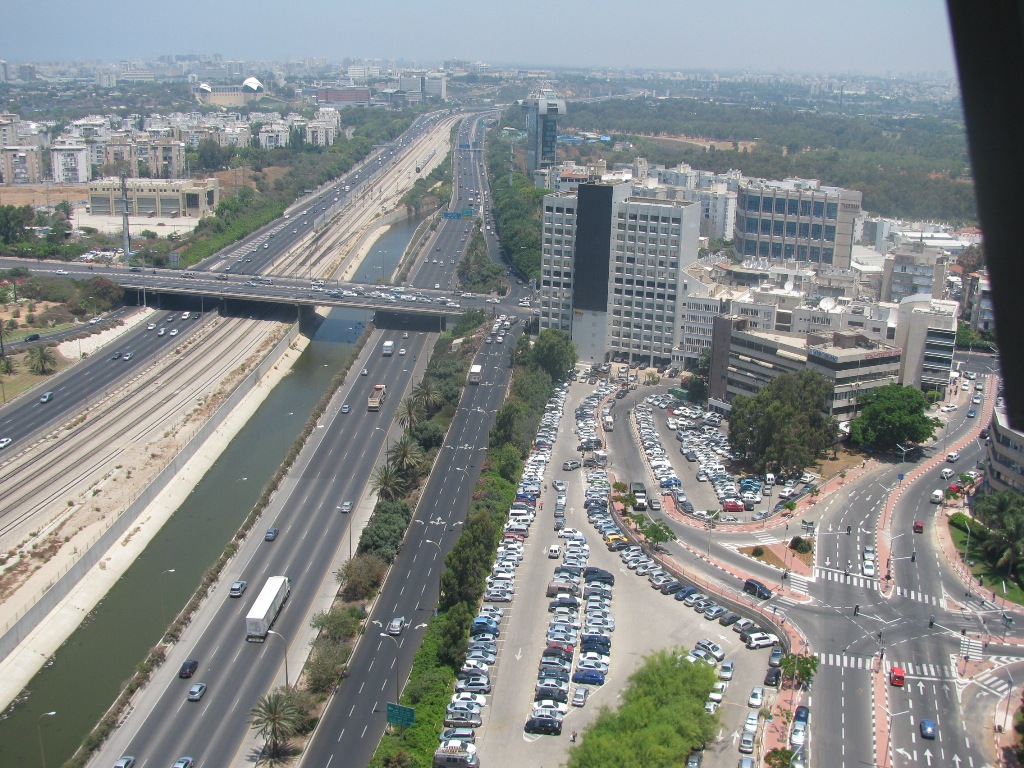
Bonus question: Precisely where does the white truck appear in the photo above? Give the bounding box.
[382,340,395,357]
[468,364,483,384]
[245,576,291,642]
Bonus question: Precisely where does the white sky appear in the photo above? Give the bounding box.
[1,0,956,77]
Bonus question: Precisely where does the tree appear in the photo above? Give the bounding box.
[957,243,985,274]
[0,356,15,376]
[634,518,677,550]
[387,433,424,477]
[728,370,837,473]
[370,462,406,501]
[336,554,388,601]
[529,328,577,380]
[974,491,1024,576]
[395,397,421,431]
[411,378,443,415]
[249,689,303,758]
[779,652,820,690]
[26,344,56,375]
[848,384,940,450]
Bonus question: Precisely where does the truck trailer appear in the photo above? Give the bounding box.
[368,384,387,411]
[245,576,291,642]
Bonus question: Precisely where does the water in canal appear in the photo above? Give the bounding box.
[0,215,420,767]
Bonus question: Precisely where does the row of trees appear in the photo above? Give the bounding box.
[485,134,546,280]
[456,224,506,294]
[370,329,575,767]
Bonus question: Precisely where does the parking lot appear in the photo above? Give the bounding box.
[472,379,781,768]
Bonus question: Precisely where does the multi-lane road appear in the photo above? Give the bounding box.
[91,111,531,767]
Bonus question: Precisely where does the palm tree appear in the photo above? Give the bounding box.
[388,433,424,477]
[26,344,56,375]
[371,461,406,501]
[395,397,422,431]
[249,690,302,759]
[0,356,15,376]
[976,490,1024,575]
[412,378,443,415]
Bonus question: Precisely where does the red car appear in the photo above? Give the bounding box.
[722,499,745,512]
[545,642,575,655]
[948,483,965,494]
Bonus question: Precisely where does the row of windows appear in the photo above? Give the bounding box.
[618,212,682,225]
[742,218,837,241]
[738,238,836,264]
[741,194,839,220]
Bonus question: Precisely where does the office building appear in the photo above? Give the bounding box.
[1,146,42,184]
[523,90,566,173]
[960,271,994,333]
[708,318,901,419]
[539,182,700,367]
[87,177,219,218]
[733,178,862,268]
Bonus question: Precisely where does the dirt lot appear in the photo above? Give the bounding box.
[211,165,290,194]
[0,184,88,207]
[643,134,760,152]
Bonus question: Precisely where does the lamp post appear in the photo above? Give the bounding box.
[37,710,56,768]
[159,568,176,637]
[1002,669,1015,734]
[267,630,289,689]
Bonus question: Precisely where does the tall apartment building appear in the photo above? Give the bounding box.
[893,296,959,393]
[51,145,91,183]
[733,178,862,268]
[523,91,566,174]
[1,146,42,184]
[538,182,700,367]
[986,403,1024,494]
[961,271,994,332]
[880,242,948,303]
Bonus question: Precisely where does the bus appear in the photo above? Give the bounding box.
[468,364,483,384]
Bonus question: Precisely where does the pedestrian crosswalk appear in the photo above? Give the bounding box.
[974,671,1011,697]
[960,634,984,659]
[785,572,810,596]
[892,586,940,606]
[753,531,781,546]
[814,567,876,590]
[816,651,878,670]
[886,660,956,679]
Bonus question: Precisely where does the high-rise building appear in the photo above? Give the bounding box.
[51,145,91,183]
[893,295,959,393]
[733,178,862,268]
[880,242,948,303]
[523,90,566,173]
[539,182,700,367]
[1,146,42,184]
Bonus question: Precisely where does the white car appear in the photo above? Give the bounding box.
[451,692,487,708]
[708,681,729,702]
[748,686,765,708]
[532,701,569,718]
[862,560,876,577]
[559,528,583,540]
[398,348,407,356]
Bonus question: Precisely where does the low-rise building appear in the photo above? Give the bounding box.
[87,177,219,218]
[1,145,42,184]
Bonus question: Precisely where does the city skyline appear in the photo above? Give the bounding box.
[0,0,956,77]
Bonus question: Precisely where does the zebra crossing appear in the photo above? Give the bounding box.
[893,586,940,606]
[816,651,878,671]
[785,572,810,596]
[814,567,876,590]
[974,670,1011,697]
[960,634,984,659]
[886,660,956,679]
[753,531,781,546]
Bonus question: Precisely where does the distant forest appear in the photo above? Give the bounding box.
[560,98,976,223]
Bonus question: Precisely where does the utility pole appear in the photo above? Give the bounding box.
[120,172,131,266]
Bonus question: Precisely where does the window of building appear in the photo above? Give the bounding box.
[773,220,785,236]
[826,202,839,220]
[825,225,836,242]
[813,200,825,218]
[746,194,760,212]
[811,224,823,240]
[800,200,812,217]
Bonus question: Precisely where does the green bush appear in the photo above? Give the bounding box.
[752,545,765,557]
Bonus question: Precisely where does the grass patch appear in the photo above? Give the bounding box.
[947,519,1024,606]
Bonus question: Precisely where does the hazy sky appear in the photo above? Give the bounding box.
[2,0,957,76]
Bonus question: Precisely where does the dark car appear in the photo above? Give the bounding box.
[719,612,742,627]
[581,640,611,655]
[111,351,122,360]
[661,581,685,595]
[542,648,573,662]
[535,687,569,704]
[572,669,606,686]
[178,659,199,678]
[264,528,280,541]
[764,668,782,687]
[920,719,937,739]
[794,705,810,724]
[607,540,629,551]
[685,752,703,768]
[524,716,562,735]
[674,586,699,601]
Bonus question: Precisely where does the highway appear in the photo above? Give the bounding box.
[91,112,523,767]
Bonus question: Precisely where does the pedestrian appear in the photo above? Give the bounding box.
[571,730,577,743]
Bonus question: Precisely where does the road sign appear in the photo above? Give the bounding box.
[460,143,471,149]
[898,473,905,483]
[442,212,462,219]
[461,207,473,217]
[387,703,415,727]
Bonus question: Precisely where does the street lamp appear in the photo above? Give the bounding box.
[267,630,290,689]
[37,710,56,768]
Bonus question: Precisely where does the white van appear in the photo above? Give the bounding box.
[765,473,776,487]
[931,489,945,504]
[548,544,561,559]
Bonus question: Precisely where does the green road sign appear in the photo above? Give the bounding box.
[387,703,415,727]
[461,207,473,217]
